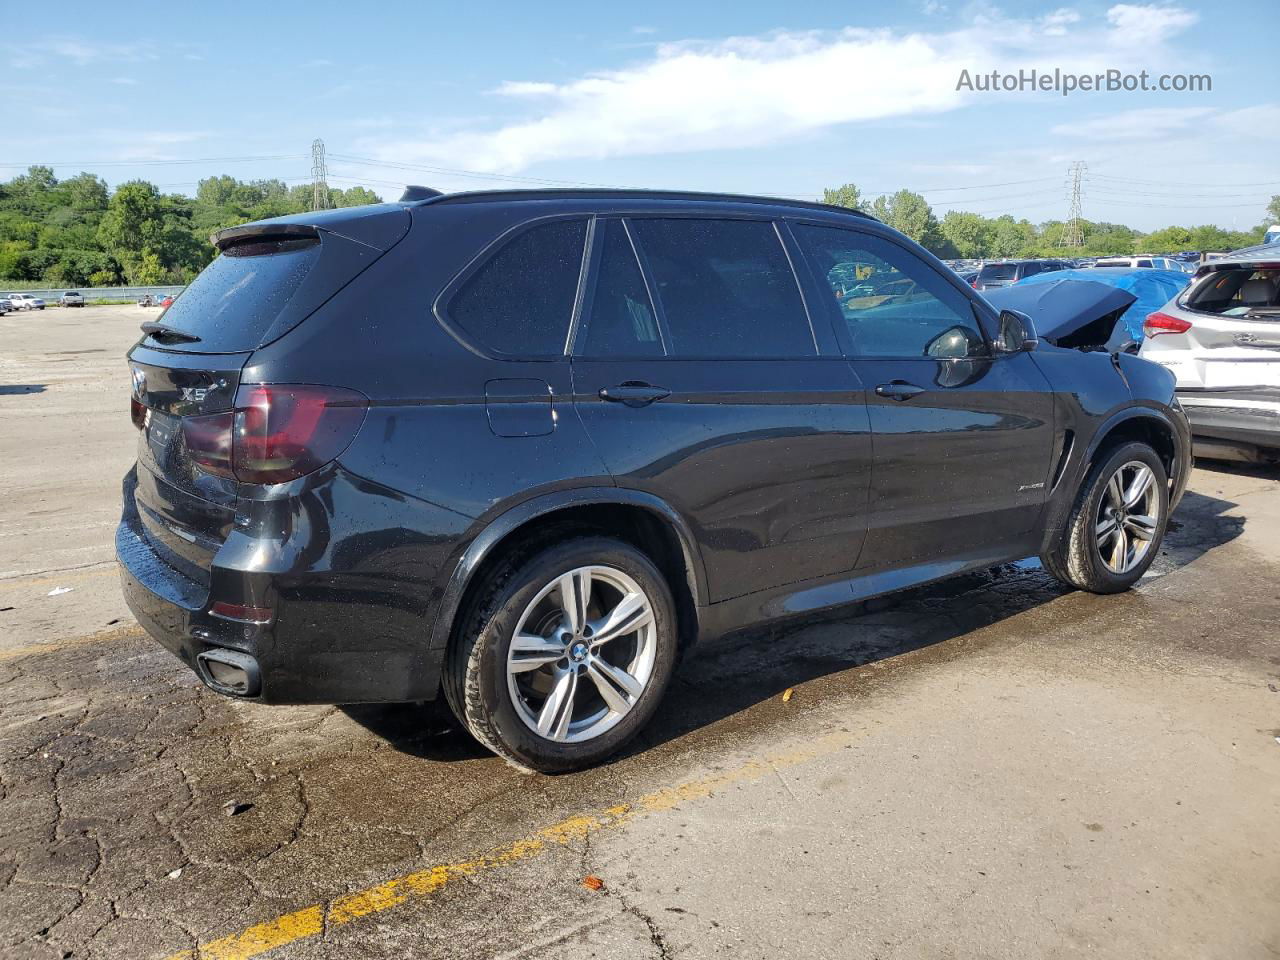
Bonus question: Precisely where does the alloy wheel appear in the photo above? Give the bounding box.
[506,565,657,743]
[1094,460,1160,575]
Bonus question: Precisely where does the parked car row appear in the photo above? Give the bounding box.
[944,253,1200,285]
[0,291,177,310]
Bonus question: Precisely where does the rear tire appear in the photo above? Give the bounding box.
[1043,441,1169,594]
[444,537,678,773]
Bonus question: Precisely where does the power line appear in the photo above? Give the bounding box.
[0,154,305,168]
[329,152,628,189]
[866,176,1062,194]
[1092,173,1280,189]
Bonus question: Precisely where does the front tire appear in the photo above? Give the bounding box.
[1043,441,1169,593]
[444,537,678,773]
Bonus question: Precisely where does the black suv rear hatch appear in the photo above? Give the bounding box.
[126,205,410,584]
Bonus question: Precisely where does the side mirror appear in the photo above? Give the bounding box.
[925,325,986,359]
[994,309,1039,354]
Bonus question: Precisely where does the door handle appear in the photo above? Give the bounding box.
[875,380,926,401]
[599,382,671,407]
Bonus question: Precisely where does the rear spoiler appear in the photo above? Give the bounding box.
[211,223,319,251]
[210,205,411,253]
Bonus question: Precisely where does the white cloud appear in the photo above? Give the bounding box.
[495,81,559,96]
[1049,102,1280,145]
[138,130,212,145]
[1210,104,1280,141]
[1106,3,1197,41]
[1041,8,1081,35]
[13,37,158,69]
[1051,105,1216,141]
[371,4,1199,173]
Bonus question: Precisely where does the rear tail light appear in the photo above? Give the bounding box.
[1143,311,1192,338]
[130,396,148,430]
[182,411,235,478]
[180,384,368,484]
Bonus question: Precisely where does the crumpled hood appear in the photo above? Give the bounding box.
[982,278,1137,349]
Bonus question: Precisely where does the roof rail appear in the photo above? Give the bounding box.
[410,187,878,220]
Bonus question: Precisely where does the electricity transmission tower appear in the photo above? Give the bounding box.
[311,138,331,211]
[1060,161,1086,247]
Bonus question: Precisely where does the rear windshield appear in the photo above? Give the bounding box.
[979,263,1017,280]
[151,238,320,352]
[1185,267,1280,316]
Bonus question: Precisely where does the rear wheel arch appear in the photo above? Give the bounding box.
[433,491,705,663]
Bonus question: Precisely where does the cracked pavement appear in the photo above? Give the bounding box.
[2,306,1279,959]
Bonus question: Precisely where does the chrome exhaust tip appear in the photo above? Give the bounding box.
[196,648,262,698]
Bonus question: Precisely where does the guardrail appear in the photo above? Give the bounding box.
[2,285,187,301]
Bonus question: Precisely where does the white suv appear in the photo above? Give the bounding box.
[1139,244,1280,463]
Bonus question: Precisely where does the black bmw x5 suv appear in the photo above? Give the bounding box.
[118,188,1189,772]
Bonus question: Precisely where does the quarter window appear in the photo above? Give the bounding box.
[448,219,587,357]
[793,224,984,359]
[579,220,663,357]
[626,218,815,358]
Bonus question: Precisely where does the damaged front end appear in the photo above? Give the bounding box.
[983,279,1138,352]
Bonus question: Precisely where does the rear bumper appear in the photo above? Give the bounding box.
[1177,389,1280,455]
[117,466,449,704]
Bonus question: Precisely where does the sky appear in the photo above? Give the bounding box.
[2,0,1277,231]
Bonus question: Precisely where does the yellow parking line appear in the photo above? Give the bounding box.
[166,734,845,960]
[0,563,117,591]
[0,623,143,662]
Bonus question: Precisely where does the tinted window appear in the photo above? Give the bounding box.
[1022,262,1041,277]
[579,220,663,356]
[979,263,1017,281]
[150,238,320,352]
[1136,259,1153,268]
[449,219,587,357]
[794,224,984,359]
[626,218,814,358]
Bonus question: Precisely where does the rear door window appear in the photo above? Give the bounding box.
[625,218,815,358]
[794,223,985,359]
[142,238,320,353]
[448,218,587,357]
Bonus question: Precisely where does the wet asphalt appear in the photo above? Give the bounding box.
[2,306,1278,959]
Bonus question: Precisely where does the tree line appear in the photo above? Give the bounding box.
[0,166,380,286]
[2,166,1275,286]
[821,183,1277,260]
